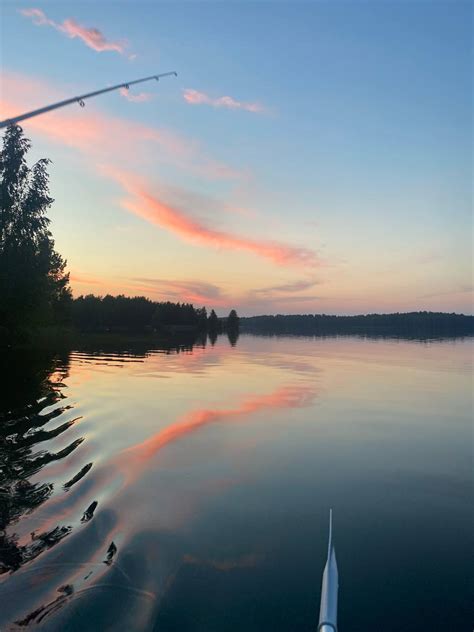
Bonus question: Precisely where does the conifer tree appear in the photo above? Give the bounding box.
[0,126,72,333]
[227,309,240,330]
[208,309,220,332]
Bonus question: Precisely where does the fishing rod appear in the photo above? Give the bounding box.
[0,71,178,129]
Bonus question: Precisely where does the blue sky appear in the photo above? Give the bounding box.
[1,0,472,314]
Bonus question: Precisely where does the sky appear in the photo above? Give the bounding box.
[1,0,472,315]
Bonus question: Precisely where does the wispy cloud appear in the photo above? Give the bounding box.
[20,8,130,56]
[69,272,102,285]
[68,272,231,308]
[254,278,320,295]
[107,168,317,268]
[60,18,126,54]
[183,89,266,113]
[0,72,241,181]
[1,71,318,282]
[19,8,53,26]
[68,271,324,312]
[119,88,153,103]
[130,277,227,306]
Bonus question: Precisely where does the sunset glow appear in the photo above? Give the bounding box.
[1,2,471,315]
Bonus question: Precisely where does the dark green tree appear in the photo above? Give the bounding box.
[208,308,221,333]
[0,125,72,334]
[196,306,208,331]
[227,309,240,330]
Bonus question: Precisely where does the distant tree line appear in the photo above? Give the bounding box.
[72,295,240,335]
[240,312,474,338]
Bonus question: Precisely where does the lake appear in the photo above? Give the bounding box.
[0,334,471,631]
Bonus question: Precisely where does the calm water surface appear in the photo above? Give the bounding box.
[0,334,472,631]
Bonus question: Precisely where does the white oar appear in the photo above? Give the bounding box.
[318,509,339,632]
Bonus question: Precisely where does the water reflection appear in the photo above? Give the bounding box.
[208,330,218,346]
[118,384,317,488]
[0,337,211,578]
[227,329,240,347]
[0,334,471,631]
[14,583,75,627]
[0,332,231,624]
[0,350,76,575]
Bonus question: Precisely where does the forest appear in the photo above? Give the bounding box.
[240,312,474,338]
[0,126,470,345]
[0,126,238,343]
[72,295,240,335]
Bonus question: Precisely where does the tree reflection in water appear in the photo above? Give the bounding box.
[0,349,78,574]
[0,332,213,625]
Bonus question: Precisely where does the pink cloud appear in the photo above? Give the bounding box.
[69,272,325,313]
[107,168,317,268]
[0,72,241,180]
[68,270,229,306]
[183,89,266,113]
[20,7,129,55]
[69,272,102,285]
[20,8,54,26]
[254,278,320,295]
[119,88,153,103]
[130,277,228,306]
[1,71,318,275]
[59,18,126,54]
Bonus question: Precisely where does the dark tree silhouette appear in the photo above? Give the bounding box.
[240,312,473,338]
[72,295,208,333]
[0,126,72,336]
[208,309,221,333]
[196,306,208,330]
[227,328,240,347]
[226,309,240,331]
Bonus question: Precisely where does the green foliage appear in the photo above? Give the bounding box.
[0,126,72,335]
